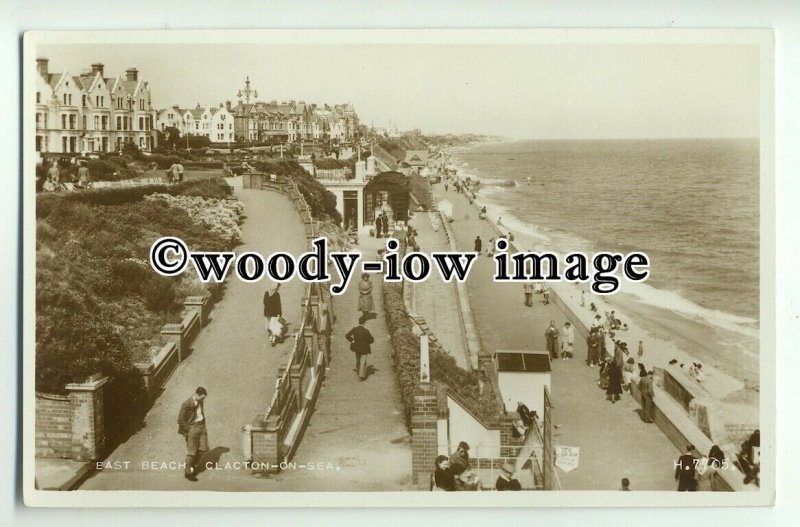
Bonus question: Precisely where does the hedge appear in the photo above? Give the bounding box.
[253,159,342,223]
[382,239,500,429]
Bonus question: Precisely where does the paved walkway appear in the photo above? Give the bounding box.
[276,234,413,491]
[81,180,309,491]
[433,182,680,491]
[408,212,471,369]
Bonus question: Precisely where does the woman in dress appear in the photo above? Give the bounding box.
[358,273,375,320]
[623,357,636,393]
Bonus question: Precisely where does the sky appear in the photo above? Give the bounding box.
[36,42,760,140]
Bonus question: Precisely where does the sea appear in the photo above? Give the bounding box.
[451,138,760,339]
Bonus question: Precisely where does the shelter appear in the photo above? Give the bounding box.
[494,350,552,417]
[363,171,411,224]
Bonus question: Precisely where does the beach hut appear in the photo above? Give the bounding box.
[493,350,552,417]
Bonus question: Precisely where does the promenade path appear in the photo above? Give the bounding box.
[276,234,413,491]
[81,180,311,491]
[432,182,680,491]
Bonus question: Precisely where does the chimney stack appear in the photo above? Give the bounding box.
[36,58,49,77]
[91,63,105,76]
[125,68,138,81]
[225,100,232,112]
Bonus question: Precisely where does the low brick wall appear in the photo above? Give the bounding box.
[35,393,73,458]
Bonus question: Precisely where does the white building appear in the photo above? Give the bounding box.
[157,102,235,144]
[35,59,157,154]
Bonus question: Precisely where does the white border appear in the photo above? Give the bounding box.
[10,19,775,520]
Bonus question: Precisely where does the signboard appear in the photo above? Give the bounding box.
[554,446,580,473]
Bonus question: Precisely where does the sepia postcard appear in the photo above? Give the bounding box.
[22,29,775,507]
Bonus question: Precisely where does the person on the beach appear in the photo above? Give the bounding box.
[263,284,283,347]
[542,284,551,305]
[606,360,623,403]
[358,273,375,320]
[545,321,559,360]
[474,236,482,253]
[345,316,374,381]
[375,213,383,237]
[560,321,575,360]
[639,370,655,423]
[523,283,534,307]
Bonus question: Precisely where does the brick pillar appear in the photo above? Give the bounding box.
[184,294,210,326]
[161,323,184,361]
[250,416,281,473]
[411,383,439,487]
[65,374,109,461]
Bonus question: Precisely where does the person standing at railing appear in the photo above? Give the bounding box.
[263,283,283,347]
[177,386,209,482]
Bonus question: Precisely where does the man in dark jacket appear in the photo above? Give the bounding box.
[495,463,522,491]
[177,387,208,481]
[375,213,383,237]
[675,444,699,491]
[263,284,282,347]
[474,236,482,253]
[345,316,374,380]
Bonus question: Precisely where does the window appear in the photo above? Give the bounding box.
[68,94,72,105]
[139,117,143,130]
[82,95,87,107]
[36,136,42,152]
[94,116,99,129]
[102,116,108,130]
[36,92,41,104]
[101,96,104,106]
[61,114,67,129]
[96,96,99,106]
[63,93,67,105]
[62,137,68,152]
[82,115,87,129]
[69,115,76,129]
[116,116,122,130]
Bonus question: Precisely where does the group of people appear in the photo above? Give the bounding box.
[544,320,575,361]
[167,161,185,183]
[40,160,92,192]
[431,441,522,491]
[373,212,390,238]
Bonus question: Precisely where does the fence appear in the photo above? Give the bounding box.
[243,173,334,472]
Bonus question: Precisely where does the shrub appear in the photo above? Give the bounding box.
[253,159,341,223]
[142,276,178,312]
[408,173,432,210]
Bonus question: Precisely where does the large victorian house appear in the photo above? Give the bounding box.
[35,59,157,154]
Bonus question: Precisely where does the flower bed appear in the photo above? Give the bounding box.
[144,193,244,246]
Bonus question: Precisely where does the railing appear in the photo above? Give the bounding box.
[245,173,333,472]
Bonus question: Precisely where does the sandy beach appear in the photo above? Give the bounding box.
[438,164,760,435]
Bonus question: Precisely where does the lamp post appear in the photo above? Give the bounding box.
[237,76,258,149]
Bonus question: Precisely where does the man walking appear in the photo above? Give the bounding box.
[375,213,383,238]
[474,235,482,253]
[177,387,208,482]
[545,321,559,360]
[345,316,374,380]
[542,284,551,305]
[639,370,656,423]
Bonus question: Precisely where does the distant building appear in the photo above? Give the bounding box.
[35,58,157,154]
[231,98,358,144]
[157,102,235,144]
